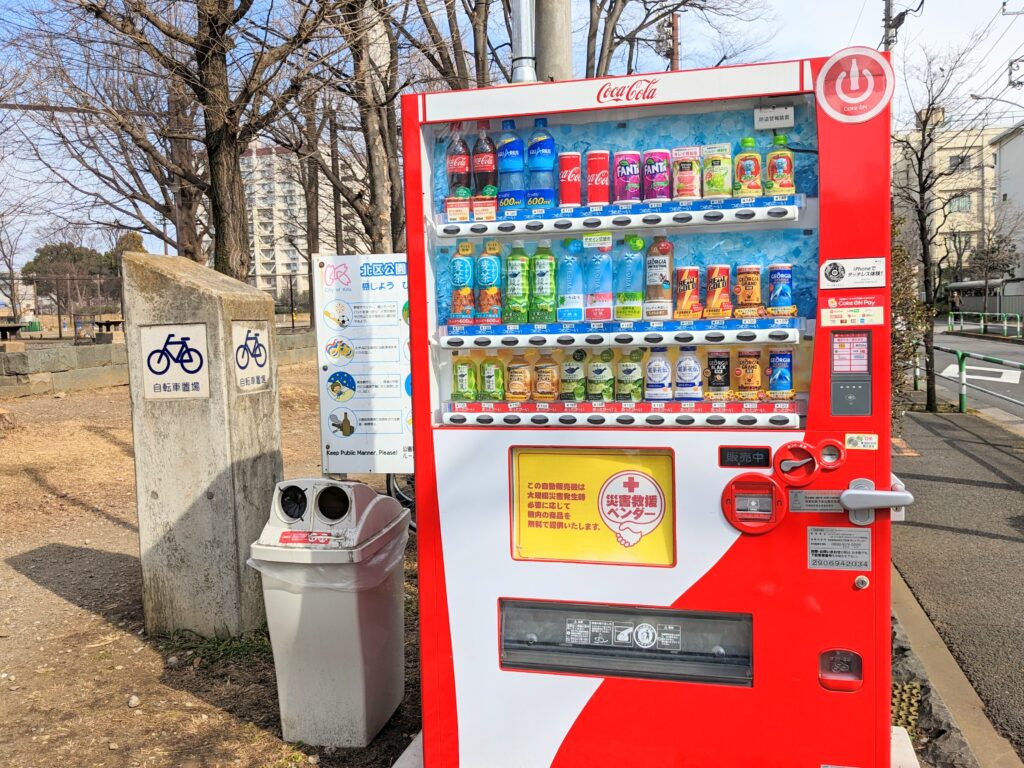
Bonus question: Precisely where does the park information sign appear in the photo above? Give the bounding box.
[313,253,413,474]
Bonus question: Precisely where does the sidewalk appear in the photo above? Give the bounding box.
[893,410,1024,761]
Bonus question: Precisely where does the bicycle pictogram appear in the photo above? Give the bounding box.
[147,333,205,375]
[235,330,268,370]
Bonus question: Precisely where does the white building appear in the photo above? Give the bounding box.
[241,145,361,300]
[991,121,1024,279]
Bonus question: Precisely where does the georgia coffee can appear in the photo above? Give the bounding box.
[558,152,582,207]
[707,350,731,399]
[585,150,610,206]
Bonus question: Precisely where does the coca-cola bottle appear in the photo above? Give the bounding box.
[446,122,471,198]
[472,120,498,197]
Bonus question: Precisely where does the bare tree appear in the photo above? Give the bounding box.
[43,0,341,279]
[891,43,988,412]
[0,194,34,322]
[970,202,1024,314]
[583,0,768,77]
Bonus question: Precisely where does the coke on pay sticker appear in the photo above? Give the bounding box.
[816,47,894,124]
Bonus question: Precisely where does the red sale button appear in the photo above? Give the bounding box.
[816,47,894,124]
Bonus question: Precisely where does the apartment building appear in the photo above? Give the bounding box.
[892,124,1004,283]
[241,144,361,300]
[990,120,1024,278]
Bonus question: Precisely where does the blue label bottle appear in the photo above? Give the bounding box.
[526,117,556,209]
[556,239,584,323]
[497,119,525,211]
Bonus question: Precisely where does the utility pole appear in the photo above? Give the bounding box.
[671,14,680,70]
[883,0,894,51]
[535,1,572,82]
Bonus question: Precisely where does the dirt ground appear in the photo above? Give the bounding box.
[0,361,420,768]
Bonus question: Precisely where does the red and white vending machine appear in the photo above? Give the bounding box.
[401,48,913,767]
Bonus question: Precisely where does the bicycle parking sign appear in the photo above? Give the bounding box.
[232,321,271,393]
[141,323,210,400]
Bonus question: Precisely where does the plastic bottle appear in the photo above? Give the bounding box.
[645,346,673,401]
[529,239,557,324]
[644,235,674,320]
[613,234,645,322]
[584,244,613,322]
[675,346,703,401]
[615,348,645,403]
[472,120,498,197]
[733,137,763,197]
[556,239,584,323]
[497,119,526,211]
[479,349,505,401]
[506,352,533,402]
[559,349,588,402]
[764,134,796,194]
[526,117,556,208]
[475,242,503,324]
[435,246,452,326]
[446,123,472,199]
[448,244,475,325]
[533,351,560,402]
[503,240,530,324]
[586,348,615,402]
[451,351,478,401]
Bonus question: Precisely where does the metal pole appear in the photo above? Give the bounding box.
[957,351,968,413]
[56,278,63,339]
[289,274,296,331]
[913,347,921,391]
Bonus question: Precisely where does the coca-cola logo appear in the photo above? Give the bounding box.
[559,165,581,183]
[588,169,609,185]
[596,77,659,105]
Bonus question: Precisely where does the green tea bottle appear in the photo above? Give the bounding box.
[451,351,478,401]
[559,349,588,402]
[479,349,506,401]
[503,240,530,324]
[529,239,557,324]
[586,347,615,402]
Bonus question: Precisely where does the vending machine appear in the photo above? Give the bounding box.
[401,48,913,767]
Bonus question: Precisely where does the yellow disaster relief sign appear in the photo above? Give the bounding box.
[511,447,675,566]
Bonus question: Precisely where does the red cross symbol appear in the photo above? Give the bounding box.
[622,475,641,493]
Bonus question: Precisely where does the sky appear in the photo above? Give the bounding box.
[766,0,1024,126]
[5,0,1024,266]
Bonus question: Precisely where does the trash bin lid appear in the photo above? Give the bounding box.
[250,479,409,564]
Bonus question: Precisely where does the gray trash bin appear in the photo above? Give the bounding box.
[248,478,410,748]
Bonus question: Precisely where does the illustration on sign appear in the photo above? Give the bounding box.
[314,254,413,474]
[815,47,894,125]
[598,471,666,547]
[141,323,210,400]
[232,321,271,392]
[512,447,675,566]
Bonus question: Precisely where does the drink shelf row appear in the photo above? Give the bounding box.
[432,195,803,239]
[441,400,804,429]
[440,318,804,349]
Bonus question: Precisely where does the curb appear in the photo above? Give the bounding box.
[891,564,1023,768]
[943,330,1024,346]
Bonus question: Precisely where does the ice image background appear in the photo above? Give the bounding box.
[666,228,818,318]
[429,97,819,205]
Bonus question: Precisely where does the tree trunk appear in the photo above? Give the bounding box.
[329,111,345,255]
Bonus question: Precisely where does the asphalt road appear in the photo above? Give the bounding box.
[925,325,1024,420]
[892,411,1024,758]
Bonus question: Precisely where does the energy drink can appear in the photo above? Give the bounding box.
[734,265,763,318]
[767,263,796,316]
[706,350,731,400]
[704,265,733,319]
[673,267,702,320]
[736,348,762,401]
[767,347,794,400]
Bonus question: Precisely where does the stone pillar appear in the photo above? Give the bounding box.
[122,253,283,637]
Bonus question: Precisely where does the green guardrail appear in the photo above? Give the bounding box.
[913,341,1024,412]
[948,311,1023,338]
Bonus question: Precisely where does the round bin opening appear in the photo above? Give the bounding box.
[279,485,307,520]
[317,486,351,522]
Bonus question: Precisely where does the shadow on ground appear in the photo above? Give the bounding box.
[6,541,421,767]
